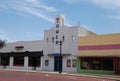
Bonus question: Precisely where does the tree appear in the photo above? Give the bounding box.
[0,40,6,49]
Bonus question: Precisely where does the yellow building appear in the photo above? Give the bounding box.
[78,33,120,74]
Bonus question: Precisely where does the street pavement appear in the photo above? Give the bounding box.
[0,69,119,81]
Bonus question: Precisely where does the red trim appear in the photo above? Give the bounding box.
[15,46,24,48]
[78,44,120,50]
[15,46,24,50]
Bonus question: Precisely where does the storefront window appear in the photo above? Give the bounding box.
[14,57,24,66]
[36,57,41,67]
[0,57,10,66]
[29,57,41,67]
[72,59,77,68]
[102,58,113,70]
[92,59,101,70]
[81,57,114,71]
[81,58,91,69]
[67,59,71,67]
[45,60,49,66]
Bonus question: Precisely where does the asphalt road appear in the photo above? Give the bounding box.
[0,70,115,81]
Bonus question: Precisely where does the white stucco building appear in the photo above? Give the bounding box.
[0,14,96,72]
[0,41,44,70]
[43,14,95,72]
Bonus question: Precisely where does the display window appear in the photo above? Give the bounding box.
[81,57,113,71]
[72,59,77,68]
[45,60,49,66]
[67,59,71,67]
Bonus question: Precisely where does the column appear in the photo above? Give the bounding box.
[0,57,2,68]
[40,57,43,69]
[0,57,1,65]
[9,57,14,68]
[24,56,28,69]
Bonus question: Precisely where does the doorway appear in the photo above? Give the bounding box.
[54,56,63,72]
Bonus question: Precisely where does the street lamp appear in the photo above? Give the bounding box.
[59,41,62,73]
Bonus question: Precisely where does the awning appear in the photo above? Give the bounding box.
[48,53,71,56]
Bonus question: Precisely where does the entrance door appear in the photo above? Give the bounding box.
[54,56,63,72]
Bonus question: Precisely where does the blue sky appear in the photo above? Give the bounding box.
[0,0,120,42]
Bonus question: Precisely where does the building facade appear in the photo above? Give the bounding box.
[0,14,120,74]
[0,41,44,70]
[43,14,95,72]
[0,14,95,72]
[78,33,120,74]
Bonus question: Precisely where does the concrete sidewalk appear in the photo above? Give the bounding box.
[66,73,120,81]
[0,69,120,81]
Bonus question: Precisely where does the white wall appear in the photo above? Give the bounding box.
[0,40,44,53]
[43,26,81,72]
